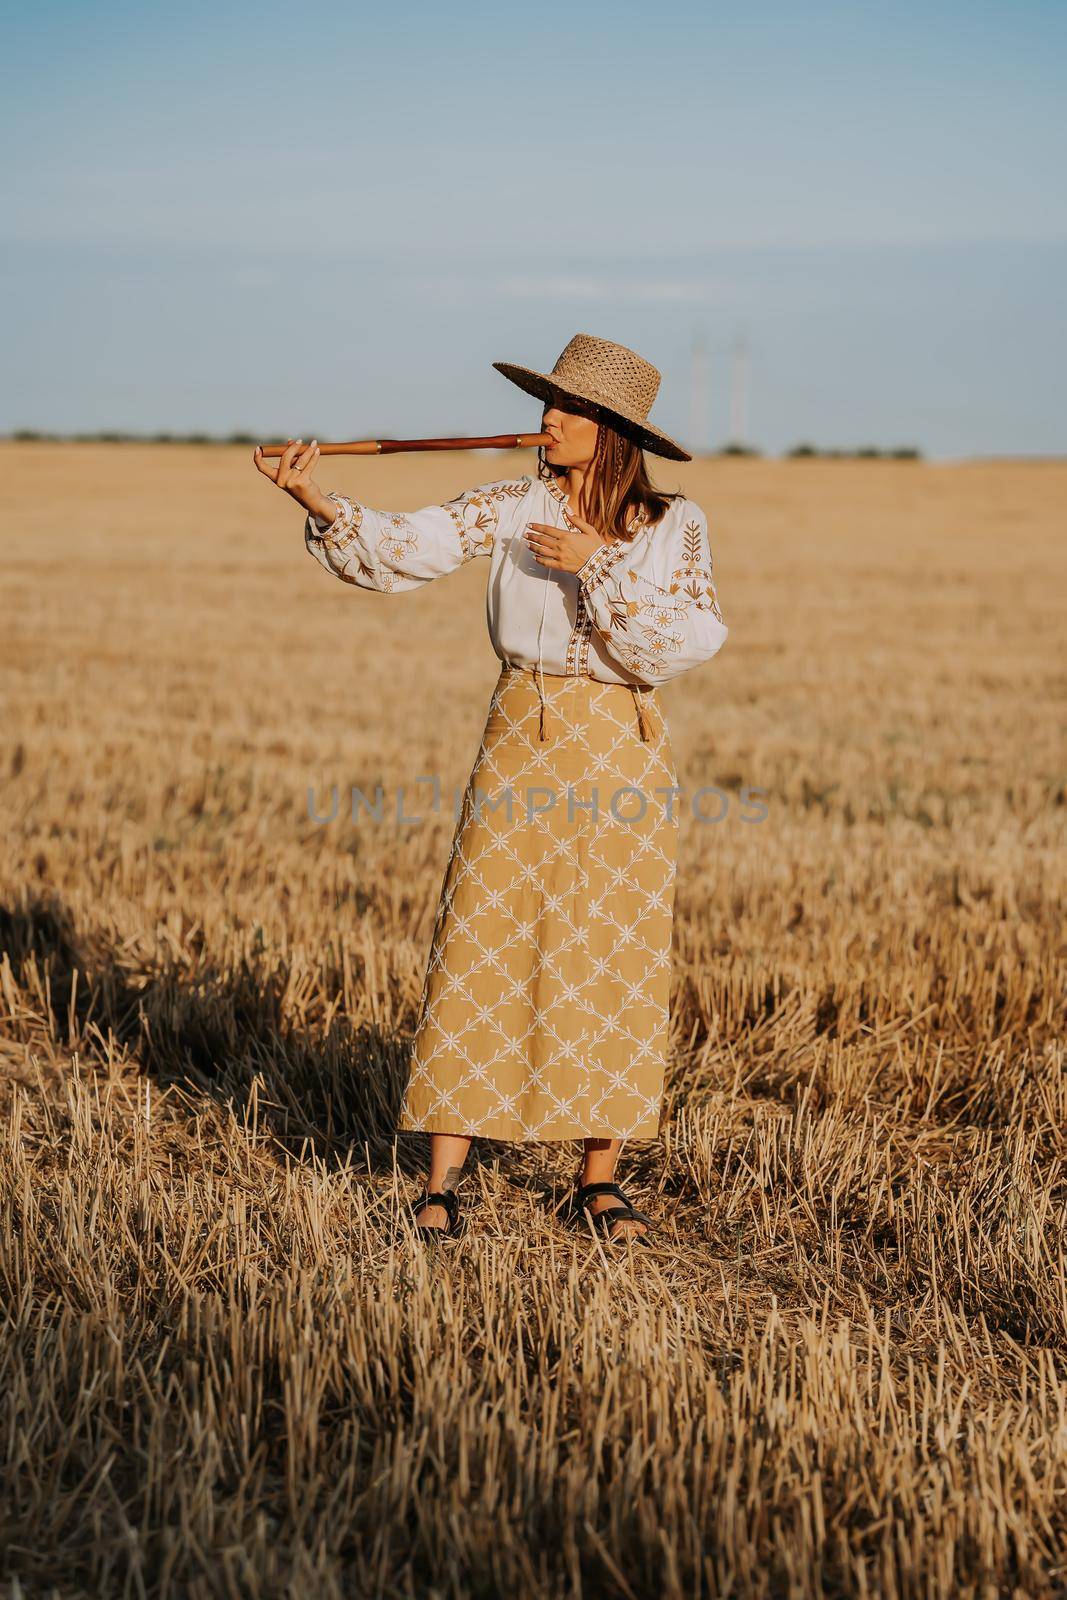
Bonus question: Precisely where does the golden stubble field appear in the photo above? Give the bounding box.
[1,443,1065,1598]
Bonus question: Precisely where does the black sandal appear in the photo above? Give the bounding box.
[411,1187,464,1239]
[566,1179,655,1246]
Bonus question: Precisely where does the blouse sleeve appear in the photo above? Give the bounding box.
[304,475,530,593]
[574,500,728,683]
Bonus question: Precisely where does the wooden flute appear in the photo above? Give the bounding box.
[257,432,554,459]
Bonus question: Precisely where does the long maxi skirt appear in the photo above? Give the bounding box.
[397,663,681,1142]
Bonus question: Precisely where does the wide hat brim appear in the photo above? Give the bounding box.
[491,360,692,462]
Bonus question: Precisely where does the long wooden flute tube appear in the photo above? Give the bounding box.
[257,432,554,459]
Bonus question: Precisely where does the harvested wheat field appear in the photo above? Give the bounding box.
[1,442,1065,1599]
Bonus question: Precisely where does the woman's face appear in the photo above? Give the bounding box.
[542,402,598,469]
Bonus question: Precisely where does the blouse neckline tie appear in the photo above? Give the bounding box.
[631,684,651,741]
[535,482,565,741]
[536,584,552,740]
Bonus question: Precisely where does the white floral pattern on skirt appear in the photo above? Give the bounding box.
[399,664,680,1142]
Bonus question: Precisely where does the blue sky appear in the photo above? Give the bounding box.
[3,0,1065,456]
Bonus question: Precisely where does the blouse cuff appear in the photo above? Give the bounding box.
[575,538,629,594]
[312,493,356,544]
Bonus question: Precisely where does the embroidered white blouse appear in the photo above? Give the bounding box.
[304,468,727,707]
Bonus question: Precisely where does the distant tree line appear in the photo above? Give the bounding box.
[782,442,922,460]
[5,429,923,459]
[717,441,923,460]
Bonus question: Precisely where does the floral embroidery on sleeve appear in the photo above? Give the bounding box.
[310,494,378,587]
[304,477,529,594]
[576,501,727,682]
[445,479,529,561]
[670,517,724,623]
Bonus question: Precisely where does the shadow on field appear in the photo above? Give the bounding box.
[0,895,452,1182]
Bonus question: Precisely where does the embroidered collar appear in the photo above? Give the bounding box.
[537,469,650,539]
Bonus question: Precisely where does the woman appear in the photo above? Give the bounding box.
[253,333,728,1243]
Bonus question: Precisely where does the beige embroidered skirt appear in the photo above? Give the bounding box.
[398,663,680,1142]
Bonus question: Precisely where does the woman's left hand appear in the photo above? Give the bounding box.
[524,512,615,575]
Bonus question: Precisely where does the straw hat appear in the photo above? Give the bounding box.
[492,332,691,462]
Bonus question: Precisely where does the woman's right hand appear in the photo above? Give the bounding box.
[253,438,336,523]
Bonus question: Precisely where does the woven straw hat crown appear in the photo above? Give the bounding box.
[492,332,691,461]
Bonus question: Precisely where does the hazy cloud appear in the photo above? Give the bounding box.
[495,275,732,303]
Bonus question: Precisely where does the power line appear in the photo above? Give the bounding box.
[689,324,709,456]
[688,322,757,454]
[728,327,750,447]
